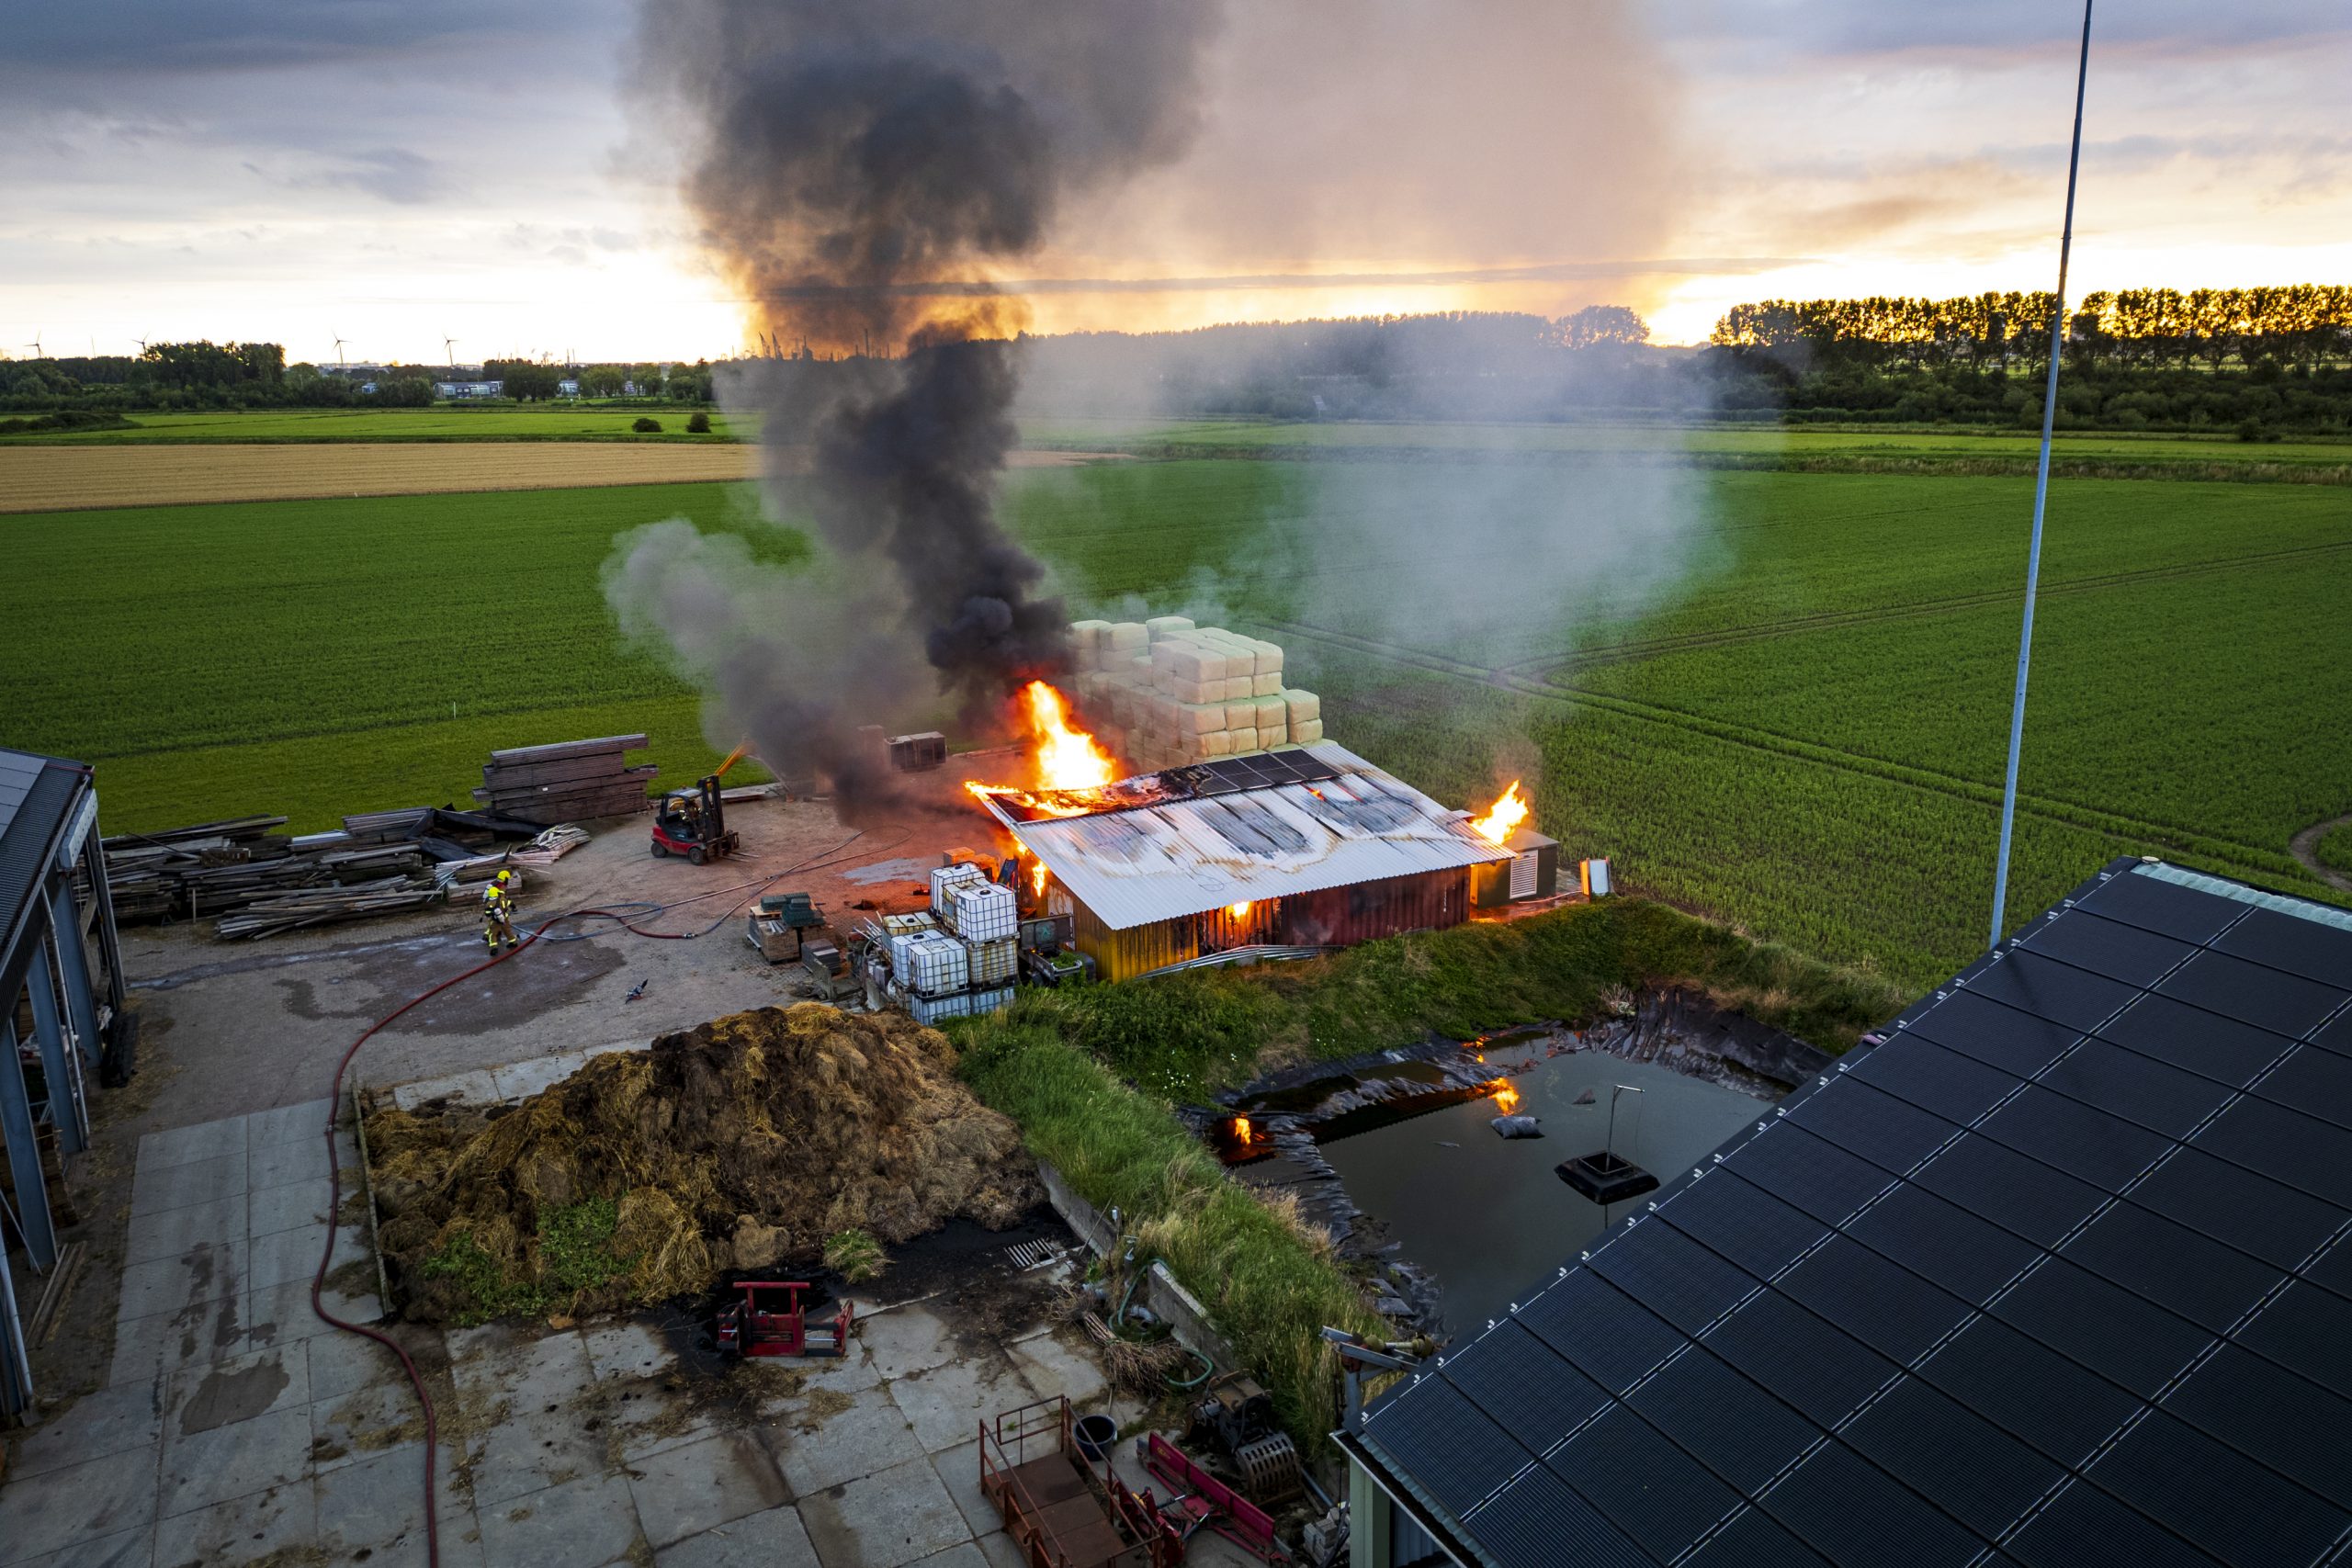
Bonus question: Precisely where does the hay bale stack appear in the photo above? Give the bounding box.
[368,1003,1040,1322]
[1069,618,1322,770]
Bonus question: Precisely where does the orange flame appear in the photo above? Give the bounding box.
[1493,1084,1521,1115]
[1227,900,1252,919]
[1030,857,1048,897]
[965,681,1124,820]
[1232,1114,1253,1144]
[1470,780,1531,845]
[1022,681,1115,792]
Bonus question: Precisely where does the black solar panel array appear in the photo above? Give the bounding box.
[1168,750,1344,796]
[1357,859,2352,1567]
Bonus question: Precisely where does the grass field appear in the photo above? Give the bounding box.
[5,425,2346,990]
[0,407,743,443]
[1023,415,2352,482]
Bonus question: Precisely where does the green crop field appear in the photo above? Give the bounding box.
[1023,414,2352,483]
[4,425,2346,989]
[0,407,742,443]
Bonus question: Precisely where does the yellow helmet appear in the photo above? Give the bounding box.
[494,869,514,885]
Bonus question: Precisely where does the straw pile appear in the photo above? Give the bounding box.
[368,1003,1040,1321]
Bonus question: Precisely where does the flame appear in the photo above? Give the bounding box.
[964,681,1124,820]
[1022,681,1115,791]
[1493,1084,1521,1115]
[1227,900,1252,919]
[1470,780,1531,845]
[1232,1114,1253,1144]
[1030,857,1048,897]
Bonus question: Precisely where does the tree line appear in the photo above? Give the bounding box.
[0,343,716,412]
[1712,286,2352,373]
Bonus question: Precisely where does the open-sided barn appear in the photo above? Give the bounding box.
[976,744,1512,982]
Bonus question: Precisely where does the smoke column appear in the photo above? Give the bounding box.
[616,2,1221,807]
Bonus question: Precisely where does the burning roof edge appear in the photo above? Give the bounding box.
[992,743,1513,931]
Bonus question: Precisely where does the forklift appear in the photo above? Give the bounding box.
[650,773,741,865]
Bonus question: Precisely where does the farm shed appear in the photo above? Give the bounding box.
[0,749,126,1422]
[977,744,1510,982]
[1340,856,2352,1568]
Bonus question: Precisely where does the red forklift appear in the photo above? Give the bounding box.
[650,774,741,865]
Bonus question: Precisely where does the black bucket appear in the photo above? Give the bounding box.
[1073,1413,1119,1461]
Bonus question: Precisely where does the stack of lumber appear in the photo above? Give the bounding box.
[213,875,445,941]
[472,736,657,826]
[103,818,432,925]
[1065,617,1325,773]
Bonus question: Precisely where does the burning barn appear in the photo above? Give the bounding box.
[973,744,1513,982]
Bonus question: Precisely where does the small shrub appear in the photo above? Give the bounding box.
[632,415,663,434]
[685,411,712,434]
[823,1228,885,1283]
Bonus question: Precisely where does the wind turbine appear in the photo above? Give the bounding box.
[332,331,347,369]
[25,331,43,358]
[443,335,458,373]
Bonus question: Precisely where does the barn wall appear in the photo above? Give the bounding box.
[1069,868,1472,983]
[1276,868,1471,948]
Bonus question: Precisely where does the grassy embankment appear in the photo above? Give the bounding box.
[952,897,1902,1447]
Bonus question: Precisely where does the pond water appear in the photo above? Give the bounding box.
[1318,1049,1765,1332]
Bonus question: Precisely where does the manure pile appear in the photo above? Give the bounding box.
[368,1003,1041,1321]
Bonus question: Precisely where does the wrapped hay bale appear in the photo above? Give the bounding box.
[1229,728,1261,753]
[368,1004,1040,1323]
[1201,730,1234,758]
[1248,637,1284,678]
[1291,717,1324,745]
[1252,695,1286,734]
[1144,615,1195,642]
[1283,688,1321,726]
[1176,702,1224,735]
[1105,622,1148,654]
[1068,619,1110,665]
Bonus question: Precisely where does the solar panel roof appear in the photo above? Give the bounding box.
[1354,858,2352,1567]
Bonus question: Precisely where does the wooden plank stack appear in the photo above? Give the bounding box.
[102,818,432,925]
[212,875,446,941]
[472,736,658,826]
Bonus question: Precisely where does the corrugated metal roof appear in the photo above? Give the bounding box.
[0,747,84,950]
[993,744,1511,931]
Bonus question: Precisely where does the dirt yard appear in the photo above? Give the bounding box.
[0,442,1125,512]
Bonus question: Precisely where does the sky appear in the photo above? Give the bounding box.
[2,0,2346,362]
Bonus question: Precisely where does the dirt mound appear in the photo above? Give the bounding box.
[368,1003,1041,1322]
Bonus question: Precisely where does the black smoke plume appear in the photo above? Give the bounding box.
[616,3,1220,810]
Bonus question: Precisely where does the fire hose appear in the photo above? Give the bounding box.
[307,827,896,1566]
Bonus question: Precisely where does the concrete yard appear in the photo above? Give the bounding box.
[3,774,1279,1567]
[1,1083,1261,1568]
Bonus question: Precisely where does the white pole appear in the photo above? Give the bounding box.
[1990,0,2095,951]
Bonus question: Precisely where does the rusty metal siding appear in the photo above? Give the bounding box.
[1070,899,1199,982]
[1275,868,1470,948]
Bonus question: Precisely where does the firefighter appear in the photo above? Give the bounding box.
[482,869,519,953]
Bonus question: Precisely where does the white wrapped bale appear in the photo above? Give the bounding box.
[1283,688,1321,725]
[1177,702,1224,735]
[1248,637,1284,678]
[1068,619,1110,664]
[1252,696,1286,732]
[1291,717,1324,745]
[1145,615,1195,642]
[1170,677,1215,705]
[1222,699,1257,729]
[1250,672,1282,697]
[1106,622,1148,653]
[1229,728,1261,753]
[1201,730,1233,757]
[1152,642,1213,682]
[1224,677,1257,702]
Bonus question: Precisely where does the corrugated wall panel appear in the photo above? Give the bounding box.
[1278,868,1470,947]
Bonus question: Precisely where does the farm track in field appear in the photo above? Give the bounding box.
[2289,814,2352,894]
[1255,614,2300,880]
[1489,536,2352,675]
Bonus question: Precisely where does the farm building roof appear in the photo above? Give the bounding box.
[0,748,88,962]
[1348,857,2352,1568]
[980,743,1511,931]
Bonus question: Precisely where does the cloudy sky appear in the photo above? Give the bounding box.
[4,0,2346,362]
